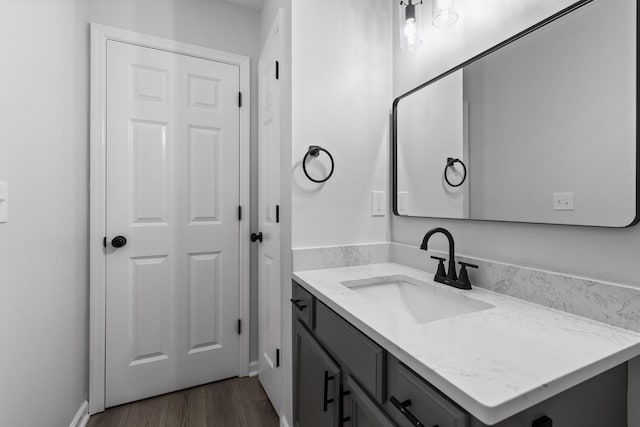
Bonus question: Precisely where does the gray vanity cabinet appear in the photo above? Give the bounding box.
[293,319,341,427]
[292,281,627,427]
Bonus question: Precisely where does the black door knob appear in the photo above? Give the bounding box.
[111,236,127,248]
[250,232,263,243]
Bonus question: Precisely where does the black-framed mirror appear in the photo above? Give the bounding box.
[392,0,638,227]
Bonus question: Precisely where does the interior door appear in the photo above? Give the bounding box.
[105,40,241,407]
[257,24,282,413]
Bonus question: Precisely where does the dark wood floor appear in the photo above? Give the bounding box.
[87,377,279,427]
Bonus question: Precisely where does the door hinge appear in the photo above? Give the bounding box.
[237,319,242,335]
[275,61,280,80]
[238,92,242,108]
[103,236,107,248]
[276,205,280,223]
[276,349,280,368]
[238,205,242,221]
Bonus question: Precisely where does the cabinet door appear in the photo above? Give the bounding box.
[294,320,341,427]
[344,375,396,427]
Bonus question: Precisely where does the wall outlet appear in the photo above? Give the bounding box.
[553,192,574,211]
[371,191,386,216]
[397,192,409,215]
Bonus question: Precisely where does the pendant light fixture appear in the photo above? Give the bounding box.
[432,0,459,28]
[399,0,423,51]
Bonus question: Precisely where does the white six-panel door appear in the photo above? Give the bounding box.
[105,40,241,407]
[257,24,282,414]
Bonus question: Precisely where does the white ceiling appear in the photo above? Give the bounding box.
[221,0,264,10]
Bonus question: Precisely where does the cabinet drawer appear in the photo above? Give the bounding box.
[292,281,315,329]
[315,301,385,402]
[386,357,468,427]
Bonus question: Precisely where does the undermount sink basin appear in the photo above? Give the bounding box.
[341,275,494,324]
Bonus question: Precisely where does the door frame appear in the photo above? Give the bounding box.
[89,23,251,414]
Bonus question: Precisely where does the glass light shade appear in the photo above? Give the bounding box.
[432,0,458,28]
[399,1,423,51]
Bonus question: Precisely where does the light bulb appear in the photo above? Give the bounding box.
[399,0,423,51]
[403,21,422,50]
[404,20,417,37]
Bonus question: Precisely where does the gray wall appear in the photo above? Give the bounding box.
[0,1,89,425]
[89,0,260,56]
[90,0,262,362]
[291,0,392,248]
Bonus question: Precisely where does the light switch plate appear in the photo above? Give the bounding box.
[553,192,574,211]
[398,192,409,215]
[371,191,386,216]
[0,181,7,223]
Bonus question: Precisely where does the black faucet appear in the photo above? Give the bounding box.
[420,227,478,290]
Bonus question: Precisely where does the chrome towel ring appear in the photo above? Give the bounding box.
[303,145,335,183]
[444,157,467,187]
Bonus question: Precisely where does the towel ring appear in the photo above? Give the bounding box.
[444,157,467,187]
[303,146,335,183]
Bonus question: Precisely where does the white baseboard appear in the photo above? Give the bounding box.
[69,400,90,427]
[249,360,259,377]
[280,415,291,427]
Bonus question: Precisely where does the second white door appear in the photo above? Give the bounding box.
[105,40,241,407]
[257,22,283,414]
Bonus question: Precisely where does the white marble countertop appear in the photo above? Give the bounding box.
[293,263,640,425]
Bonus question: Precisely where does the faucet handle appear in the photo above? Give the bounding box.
[430,256,447,278]
[458,261,478,289]
[459,261,478,269]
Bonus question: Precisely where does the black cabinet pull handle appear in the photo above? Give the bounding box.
[250,232,263,243]
[341,388,352,423]
[322,371,335,412]
[390,396,438,427]
[290,298,307,311]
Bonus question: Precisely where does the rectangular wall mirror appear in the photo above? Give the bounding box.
[392,0,638,227]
